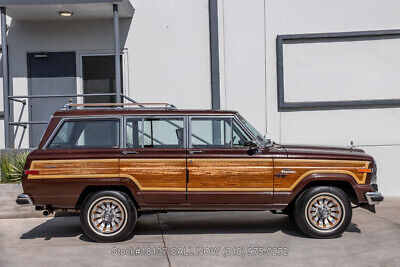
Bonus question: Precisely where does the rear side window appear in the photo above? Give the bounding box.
[126,117,184,148]
[47,119,120,149]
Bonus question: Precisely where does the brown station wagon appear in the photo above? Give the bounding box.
[16,102,383,242]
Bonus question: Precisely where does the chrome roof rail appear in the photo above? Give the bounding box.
[64,102,177,110]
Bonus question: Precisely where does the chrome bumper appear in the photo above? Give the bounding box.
[16,193,33,205]
[365,191,384,205]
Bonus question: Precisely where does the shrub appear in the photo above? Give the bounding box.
[0,151,29,183]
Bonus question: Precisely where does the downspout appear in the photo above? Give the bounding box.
[113,4,122,103]
[209,0,221,144]
[1,7,10,148]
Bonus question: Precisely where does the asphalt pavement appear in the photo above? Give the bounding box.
[1,197,399,267]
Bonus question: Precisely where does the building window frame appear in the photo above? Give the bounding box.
[76,49,129,104]
[276,29,400,111]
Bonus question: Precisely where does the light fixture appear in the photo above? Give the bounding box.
[58,11,73,17]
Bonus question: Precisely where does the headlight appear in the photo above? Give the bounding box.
[371,162,377,184]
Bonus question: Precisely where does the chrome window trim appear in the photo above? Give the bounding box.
[43,116,123,150]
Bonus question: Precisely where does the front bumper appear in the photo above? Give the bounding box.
[16,193,33,205]
[365,191,384,205]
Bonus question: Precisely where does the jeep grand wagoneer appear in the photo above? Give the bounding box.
[16,102,383,242]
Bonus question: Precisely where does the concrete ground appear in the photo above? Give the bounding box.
[0,198,399,267]
[0,184,43,219]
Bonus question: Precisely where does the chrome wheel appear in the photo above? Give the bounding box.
[88,197,127,236]
[305,193,343,231]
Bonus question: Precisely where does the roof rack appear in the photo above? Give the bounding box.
[64,102,177,110]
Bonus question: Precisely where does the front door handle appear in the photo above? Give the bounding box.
[122,151,139,155]
[189,151,204,154]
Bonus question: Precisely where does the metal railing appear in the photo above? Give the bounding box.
[7,93,132,148]
[6,93,216,149]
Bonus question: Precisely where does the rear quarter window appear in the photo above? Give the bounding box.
[47,119,120,149]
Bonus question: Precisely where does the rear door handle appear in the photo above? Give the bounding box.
[189,151,204,154]
[122,151,139,155]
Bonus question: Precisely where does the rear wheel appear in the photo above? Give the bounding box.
[80,191,137,242]
[294,186,351,238]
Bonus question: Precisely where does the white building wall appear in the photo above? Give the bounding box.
[218,0,266,134]
[126,0,211,109]
[264,0,400,196]
[4,0,211,148]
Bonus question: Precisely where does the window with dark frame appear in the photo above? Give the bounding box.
[82,55,123,103]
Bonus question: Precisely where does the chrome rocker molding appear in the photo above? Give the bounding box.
[365,191,384,205]
[16,193,33,205]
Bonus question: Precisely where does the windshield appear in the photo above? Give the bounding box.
[237,114,270,147]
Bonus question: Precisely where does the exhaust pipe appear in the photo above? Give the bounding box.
[43,210,50,216]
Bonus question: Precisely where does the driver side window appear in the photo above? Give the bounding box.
[190,117,252,148]
[232,120,252,147]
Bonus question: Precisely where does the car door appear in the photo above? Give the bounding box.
[120,116,187,204]
[186,116,273,204]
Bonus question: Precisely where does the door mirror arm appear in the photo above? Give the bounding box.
[244,140,260,155]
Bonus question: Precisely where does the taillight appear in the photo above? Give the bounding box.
[356,168,372,173]
[23,170,40,175]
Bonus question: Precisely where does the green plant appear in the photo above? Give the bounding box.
[0,151,29,183]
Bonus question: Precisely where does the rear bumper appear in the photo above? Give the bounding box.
[16,193,33,205]
[365,191,384,205]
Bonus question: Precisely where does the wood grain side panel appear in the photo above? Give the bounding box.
[187,159,273,191]
[274,159,370,191]
[120,159,187,190]
[29,159,187,192]
[29,159,119,178]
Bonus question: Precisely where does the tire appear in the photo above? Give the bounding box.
[80,191,137,242]
[294,186,352,238]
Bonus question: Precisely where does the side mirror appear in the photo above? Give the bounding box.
[244,140,259,155]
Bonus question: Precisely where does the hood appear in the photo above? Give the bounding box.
[279,144,373,161]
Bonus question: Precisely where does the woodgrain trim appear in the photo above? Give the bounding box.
[28,159,187,192]
[119,174,186,191]
[28,158,370,192]
[31,159,119,165]
[274,170,364,192]
[274,158,370,165]
[120,158,186,191]
[274,159,370,191]
[187,158,274,191]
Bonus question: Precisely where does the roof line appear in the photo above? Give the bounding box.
[0,0,121,6]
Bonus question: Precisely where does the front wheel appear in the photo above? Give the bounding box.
[294,186,352,238]
[80,191,137,242]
